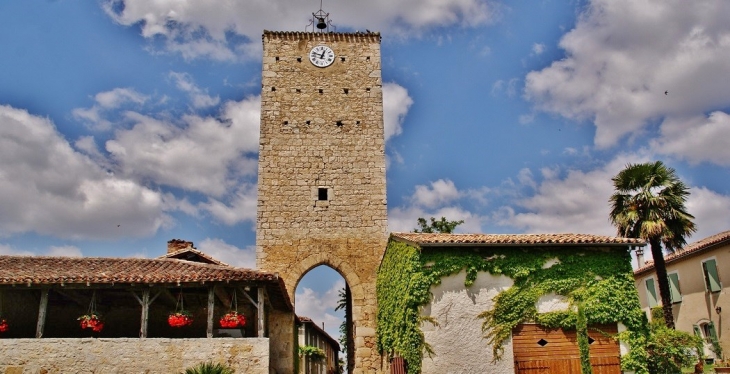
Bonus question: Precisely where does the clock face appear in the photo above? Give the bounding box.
[309,45,335,68]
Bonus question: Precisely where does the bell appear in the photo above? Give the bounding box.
[316,18,327,29]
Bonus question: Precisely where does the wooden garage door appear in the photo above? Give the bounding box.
[512,324,621,374]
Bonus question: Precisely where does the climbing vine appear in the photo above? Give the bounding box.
[376,240,650,374]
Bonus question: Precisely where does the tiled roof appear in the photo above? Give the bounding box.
[0,255,292,310]
[634,230,730,275]
[297,315,340,350]
[391,232,645,246]
[158,247,229,267]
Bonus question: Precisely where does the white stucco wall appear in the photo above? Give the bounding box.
[420,270,515,374]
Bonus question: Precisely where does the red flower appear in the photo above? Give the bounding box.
[168,311,193,327]
[0,319,8,333]
[78,314,104,332]
[219,311,246,328]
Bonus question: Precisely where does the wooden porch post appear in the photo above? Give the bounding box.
[140,289,150,338]
[257,287,265,338]
[207,286,215,338]
[36,289,49,338]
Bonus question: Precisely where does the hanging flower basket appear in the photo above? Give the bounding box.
[78,313,104,332]
[219,311,246,328]
[0,317,8,333]
[168,310,194,327]
[79,291,104,332]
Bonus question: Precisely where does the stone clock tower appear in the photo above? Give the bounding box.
[256,28,388,373]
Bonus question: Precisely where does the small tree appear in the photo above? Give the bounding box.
[609,161,696,328]
[413,217,464,233]
[646,307,703,373]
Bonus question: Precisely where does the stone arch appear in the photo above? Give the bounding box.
[288,251,365,305]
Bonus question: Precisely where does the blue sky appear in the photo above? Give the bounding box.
[2,0,730,342]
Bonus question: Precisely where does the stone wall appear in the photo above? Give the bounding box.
[257,31,388,374]
[0,338,269,374]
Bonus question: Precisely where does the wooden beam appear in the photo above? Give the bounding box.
[36,289,49,338]
[207,287,215,338]
[140,289,150,338]
[240,287,259,309]
[214,287,232,310]
[257,287,265,338]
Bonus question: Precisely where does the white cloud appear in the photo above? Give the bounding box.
[531,43,545,55]
[651,111,730,166]
[295,279,346,340]
[200,184,258,225]
[46,245,83,257]
[169,72,220,109]
[496,153,730,242]
[198,238,256,269]
[525,0,730,148]
[0,243,83,257]
[685,187,730,242]
[382,83,413,141]
[389,179,486,233]
[103,0,495,60]
[73,88,148,131]
[105,96,261,197]
[412,179,461,208]
[0,105,168,240]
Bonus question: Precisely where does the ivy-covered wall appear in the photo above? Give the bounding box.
[376,239,649,374]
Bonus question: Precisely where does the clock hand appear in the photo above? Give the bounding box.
[320,50,326,59]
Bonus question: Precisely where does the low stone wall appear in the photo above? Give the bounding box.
[0,337,269,374]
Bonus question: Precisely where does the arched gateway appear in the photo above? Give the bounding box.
[256,28,388,373]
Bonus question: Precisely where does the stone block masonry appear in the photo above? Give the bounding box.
[257,31,388,374]
[0,338,269,374]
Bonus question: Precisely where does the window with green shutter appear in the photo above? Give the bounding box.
[668,272,682,303]
[693,324,702,337]
[702,259,722,292]
[645,278,658,307]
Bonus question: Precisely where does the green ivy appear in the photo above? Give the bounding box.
[376,240,650,374]
[298,345,326,362]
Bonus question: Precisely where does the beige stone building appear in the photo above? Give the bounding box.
[256,30,388,374]
[634,230,730,360]
[0,240,293,373]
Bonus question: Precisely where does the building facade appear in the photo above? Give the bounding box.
[634,230,730,360]
[256,30,388,373]
[298,316,341,374]
[378,232,647,374]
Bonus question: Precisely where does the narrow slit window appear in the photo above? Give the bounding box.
[318,188,328,201]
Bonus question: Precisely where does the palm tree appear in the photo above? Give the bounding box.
[609,161,696,329]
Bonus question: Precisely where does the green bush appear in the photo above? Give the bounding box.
[646,323,702,374]
[182,362,234,374]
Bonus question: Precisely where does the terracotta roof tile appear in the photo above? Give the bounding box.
[634,230,730,274]
[158,247,230,267]
[391,232,645,246]
[0,255,292,310]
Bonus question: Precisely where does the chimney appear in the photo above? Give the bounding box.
[167,239,195,254]
[635,247,645,268]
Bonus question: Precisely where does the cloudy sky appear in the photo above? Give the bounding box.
[1,0,729,342]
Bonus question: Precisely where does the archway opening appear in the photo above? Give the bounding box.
[295,265,354,374]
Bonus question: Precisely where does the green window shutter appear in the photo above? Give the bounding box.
[668,273,682,303]
[703,259,722,292]
[693,324,702,337]
[708,321,719,340]
[646,278,658,308]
